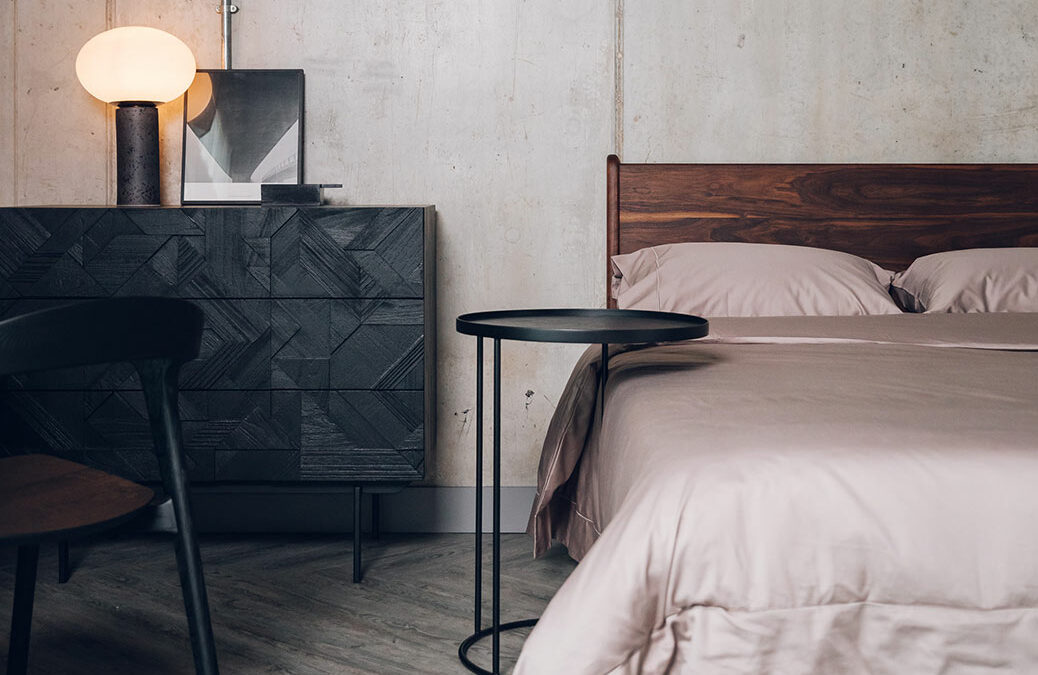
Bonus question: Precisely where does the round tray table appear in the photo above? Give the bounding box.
[455,308,708,674]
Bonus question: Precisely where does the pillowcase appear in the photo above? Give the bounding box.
[891,248,1038,313]
[611,242,901,317]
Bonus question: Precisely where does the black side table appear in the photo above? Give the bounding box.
[455,308,709,674]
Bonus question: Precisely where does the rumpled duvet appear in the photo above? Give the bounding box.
[516,314,1038,674]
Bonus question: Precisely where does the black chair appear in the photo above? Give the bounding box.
[0,298,218,674]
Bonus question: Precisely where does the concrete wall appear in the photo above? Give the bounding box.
[0,1,12,207]
[622,2,1038,162]
[2,1,1036,487]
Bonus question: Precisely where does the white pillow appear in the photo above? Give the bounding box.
[891,248,1038,313]
[611,242,901,317]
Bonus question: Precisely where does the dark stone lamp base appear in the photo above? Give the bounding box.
[115,102,160,206]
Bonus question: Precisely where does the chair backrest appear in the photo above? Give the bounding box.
[0,298,204,378]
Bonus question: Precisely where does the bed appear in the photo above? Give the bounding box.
[514,158,1038,674]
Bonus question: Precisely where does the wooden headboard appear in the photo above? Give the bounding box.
[606,155,1038,307]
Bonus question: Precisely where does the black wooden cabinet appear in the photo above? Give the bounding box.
[0,206,435,485]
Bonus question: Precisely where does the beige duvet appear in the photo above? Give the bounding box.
[516,314,1038,674]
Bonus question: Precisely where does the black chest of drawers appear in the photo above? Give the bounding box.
[0,206,435,486]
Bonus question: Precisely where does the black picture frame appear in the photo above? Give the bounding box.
[181,69,305,205]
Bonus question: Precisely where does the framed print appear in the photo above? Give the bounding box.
[181,69,304,204]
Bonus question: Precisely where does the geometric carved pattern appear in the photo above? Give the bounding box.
[271,208,424,298]
[272,298,423,389]
[298,390,424,481]
[0,206,433,484]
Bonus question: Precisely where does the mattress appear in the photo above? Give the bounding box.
[517,313,1038,674]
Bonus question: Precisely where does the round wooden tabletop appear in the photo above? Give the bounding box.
[0,454,154,544]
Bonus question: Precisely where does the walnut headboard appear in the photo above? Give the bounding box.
[606,155,1038,307]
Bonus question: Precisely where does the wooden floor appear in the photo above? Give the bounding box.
[0,533,577,674]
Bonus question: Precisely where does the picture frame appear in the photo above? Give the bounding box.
[181,69,305,205]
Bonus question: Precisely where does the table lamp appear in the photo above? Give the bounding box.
[76,27,196,205]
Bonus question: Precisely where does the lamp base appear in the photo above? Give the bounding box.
[115,103,160,206]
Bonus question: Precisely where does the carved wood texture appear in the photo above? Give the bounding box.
[0,206,433,484]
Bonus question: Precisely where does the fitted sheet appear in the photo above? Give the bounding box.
[517,313,1038,674]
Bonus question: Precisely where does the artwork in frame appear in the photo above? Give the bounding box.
[181,69,304,204]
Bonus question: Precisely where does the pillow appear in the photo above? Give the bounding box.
[891,248,1038,313]
[610,242,901,317]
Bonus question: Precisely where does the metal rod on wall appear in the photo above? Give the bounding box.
[220,1,239,69]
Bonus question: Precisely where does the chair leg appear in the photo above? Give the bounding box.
[137,360,219,675]
[57,540,70,584]
[7,544,39,675]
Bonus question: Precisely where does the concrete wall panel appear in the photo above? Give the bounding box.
[0,0,14,205]
[623,1,1038,162]
[14,0,108,205]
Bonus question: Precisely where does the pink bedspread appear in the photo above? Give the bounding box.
[517,314,1038,674]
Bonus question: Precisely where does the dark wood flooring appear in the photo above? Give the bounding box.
[0,533,576,674]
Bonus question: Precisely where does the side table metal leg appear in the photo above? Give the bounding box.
[492,337,502,674]
[458,333,537,674]
[475,336,484,633]
[353,486,362,583]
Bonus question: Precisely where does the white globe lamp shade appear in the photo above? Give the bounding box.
[76,27,196,104]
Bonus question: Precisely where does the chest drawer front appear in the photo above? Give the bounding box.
[0,389,213,483]
[0,298,274,391]
[0,206,425,300]
[0,207,293,299]
[0,387,424,483]
[3,296,424,393]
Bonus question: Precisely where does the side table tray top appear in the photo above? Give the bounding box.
[457,307,708,343]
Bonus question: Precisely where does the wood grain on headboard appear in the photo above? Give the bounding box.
[606,154,1038,306]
